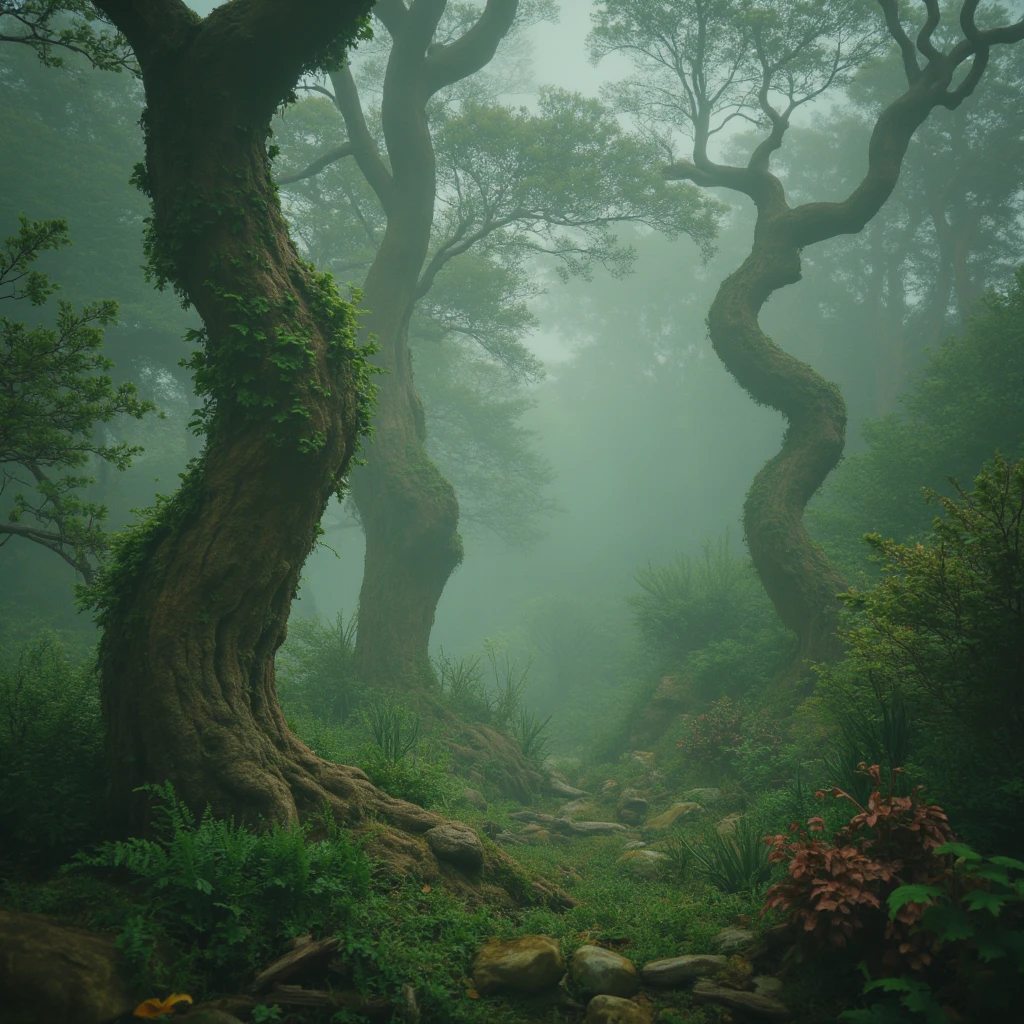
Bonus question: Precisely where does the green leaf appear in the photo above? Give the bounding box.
[964,889,1007,916]
[888,884,941,918]
[989,856,1024,872]
[934,842,982,861]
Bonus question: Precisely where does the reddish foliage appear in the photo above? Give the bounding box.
[763,764,953,965]
[677,696,744,766]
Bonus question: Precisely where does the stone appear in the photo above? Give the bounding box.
[753,976,785,998]
[617,789,649,825]
[560,798,589,816]
[601,779,619,794]
[623,840,648,850]
[568,820,629,836]
[683,788,722,803]
[0,911,136,1024]
[471,935,565,995]
[463,788,488,811]
[716,813,743,837]
[180,1012,247,1024]
[640,954,728,987]
[425,822,484,871]
[643,803,702,831]
[571,945,639,997]
[692,980,790,1019]
[549,776,589,799]
[495,828,523,845]
[584,994,653,1024]
[711,927,756,955]
[617,850,668,877]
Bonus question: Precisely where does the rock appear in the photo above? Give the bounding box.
[716,812,743,837]
[0,911,136,1024]
[495,829,523,845]
[643,803,702,831]
[753,976,785,998]
[712,927,756,955]
[180,1011,247,1024]
[601,779,619,794]
[568,820,629,836]
[425,822,484,871]
[560,798,589,816]
[549,776,589,799]
[584,994,653,1024]
[692,980,790,1019]
[617,789,649,825]
[571,945,639,997]
[617,850,668,877]
[623,840,647,850]
[471,935,565,995]
[448,723,543,802]
[463,788,488,811]
[640,954,728,987]
[683,788,722,803]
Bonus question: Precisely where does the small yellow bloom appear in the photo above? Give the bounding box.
[133,993,193,1019]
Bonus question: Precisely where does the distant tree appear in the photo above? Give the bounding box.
[591,0,1024,684]
[276,0,720,691]
[0,216,152,584]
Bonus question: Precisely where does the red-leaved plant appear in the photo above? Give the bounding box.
[763,764,954,966]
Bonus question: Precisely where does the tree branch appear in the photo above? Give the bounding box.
[329,65,394,213]
[423,0,519,95]
[277,142,356,185]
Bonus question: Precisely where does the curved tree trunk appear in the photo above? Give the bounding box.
[707,235,848,669]
[89,0,442,830]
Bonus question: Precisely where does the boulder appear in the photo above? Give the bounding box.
[683,788,722,804]
[711,927,756,955]
[447,723,543,802]
[0,911,136,1024]
[463,788,488,811]
[643,803,702,831]
[753,976,785,998]
[584,994,653,1024]
[471,935,565,995]
[640,954,728,987]
[560,798,589,817]
[571,945,639,997]
[549,776,589,799]
[568,820,629,837]
[692,980,790,1019]
[425,822,484,871]
[617,850,668,877]
[622,840,647,850]
[617,790,649,825]
[716,813,743,837]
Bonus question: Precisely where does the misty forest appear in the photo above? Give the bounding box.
[3,1,1024,1022]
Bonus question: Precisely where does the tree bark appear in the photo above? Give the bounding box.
[88,0,438,831]
[333,1,518,691]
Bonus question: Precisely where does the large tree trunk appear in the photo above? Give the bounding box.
[707,234,848,671]
[89,0,441,830]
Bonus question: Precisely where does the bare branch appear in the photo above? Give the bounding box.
[277,142,355,185]
[877,0,921,82]
[917,0,943,60]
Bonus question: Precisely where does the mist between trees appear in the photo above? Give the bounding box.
[2,3,1024,1024]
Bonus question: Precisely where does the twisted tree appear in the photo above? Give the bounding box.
[591,0,1024,680]
[277,0,718,691]
[72,0,453,833]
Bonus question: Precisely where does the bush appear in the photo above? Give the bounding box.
[66,782,371,994]
[0,631,106,870]
[685,817,773,895]
[832,453,1024,852]
[764,765,953,954]
[276,611,362,724]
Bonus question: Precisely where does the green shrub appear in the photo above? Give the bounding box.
[66,782,370,994]
[0,631,106,869]
[358,746,458,810]
[276,611,362,724]
[684,818,773,895]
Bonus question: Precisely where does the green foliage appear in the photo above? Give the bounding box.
[0,216,154,581]
[361,697,421,765]
[683,818,773,895]
[0,630,105,869]
[834,453,1024,851]
[66,782,371,993]
[357,747,458,811]
[0,1,135,71]
[510,706,552,768]
[840,843,1024,1022]
[630,536,793,692]
[276,611,361,724]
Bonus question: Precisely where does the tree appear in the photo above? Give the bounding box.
[68,0,446,833]
[0,1,133,69]
[0,216,152,584]
[277,0,719,691]
[591,0,1024,681]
